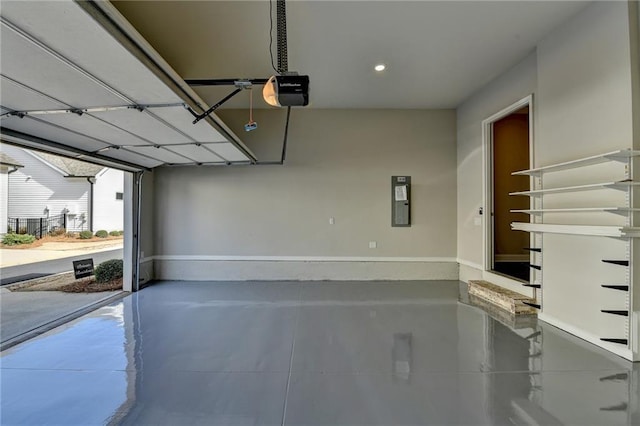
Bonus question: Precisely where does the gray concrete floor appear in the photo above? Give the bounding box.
[1,280,638,425]
[0,288,120,343]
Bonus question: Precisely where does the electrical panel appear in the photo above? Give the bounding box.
[392,176,411,227]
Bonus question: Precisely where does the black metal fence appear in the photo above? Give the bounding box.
[7,214,67,239]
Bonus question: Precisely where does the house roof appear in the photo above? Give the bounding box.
[0,152,24,168]
[33,151,104,177]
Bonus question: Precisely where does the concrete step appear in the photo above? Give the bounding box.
[468,280,537,315]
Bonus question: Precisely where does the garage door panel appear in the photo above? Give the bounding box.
[169,144,225,163]
[150,107,229,143]
[1,23,125,108]
[101,148,163,169]
[208,143,252,162]
[0,1,255,168]
[1,1,179,105]
[35,114,155,147]
[89,109,192,146]
[1,118,110,153]
[128,146,194,164]
[0,77,69,111]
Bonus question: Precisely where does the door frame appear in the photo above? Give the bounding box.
[481,94,534,292]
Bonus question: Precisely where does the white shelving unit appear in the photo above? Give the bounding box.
[508,149,640,360]
[512,150,640,176]
[513,207,640,215]
[510,181,640,196]
[511,222,640,238]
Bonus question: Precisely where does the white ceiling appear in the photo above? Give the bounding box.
[0,0,256,170]
[112,0,591,109]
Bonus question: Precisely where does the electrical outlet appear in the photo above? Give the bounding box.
[369,241,377,249]
[474,217,482,226]
[329,217,335,225]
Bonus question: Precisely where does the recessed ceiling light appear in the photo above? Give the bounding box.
[374,64,386,72]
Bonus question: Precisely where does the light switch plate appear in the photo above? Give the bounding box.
[369,241,377,249]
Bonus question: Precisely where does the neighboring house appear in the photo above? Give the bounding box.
[0,144,124,234]
[92,167,126,231]
[0,152,24,234]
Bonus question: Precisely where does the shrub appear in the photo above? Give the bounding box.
[95,259,124,283]
[2,233,35,246]
[65,232,77,238]
[109,230,120,236]
[49,227,66,237]
[18,227,27,235]
[78,230,93,239]
[95,230,108,238]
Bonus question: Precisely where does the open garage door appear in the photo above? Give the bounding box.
[0,0,256,169]
[1,0,257,293]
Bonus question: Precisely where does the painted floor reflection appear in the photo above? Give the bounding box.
[1,280,638,425]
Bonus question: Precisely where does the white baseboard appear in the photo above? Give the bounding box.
[138,258,154,285]
[538,312,634,361]
[457,258,483,270]
[152,255,455,263]
[152,256,458,281]
[456,259,484,283]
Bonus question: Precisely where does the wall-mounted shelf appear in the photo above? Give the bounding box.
[601,310,629,317]
[599,373,628,381]
[509,149,637,360]
[511,222,640,238]
[512,207,640,215]
[600,338,628,345]
[601,285,629,292]
[600,403,628,412]
[510,181,640,196]
[512,149,640,176]
[602,259,629,266]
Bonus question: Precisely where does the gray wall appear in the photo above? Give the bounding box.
[456,53,537,275]
[152,109,458,280]
[536,1,634,163]
[456,1,638,360]
[457,1,636,273]
[532,1,635,360]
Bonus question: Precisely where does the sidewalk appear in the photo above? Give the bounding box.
[0,240,124,268]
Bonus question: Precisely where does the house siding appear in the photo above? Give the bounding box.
[2,145,91,232]
[0,167,8,234]
[93,167,124,232]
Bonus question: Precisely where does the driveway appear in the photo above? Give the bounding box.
[0,240,125,347]
[0,240,123,285]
